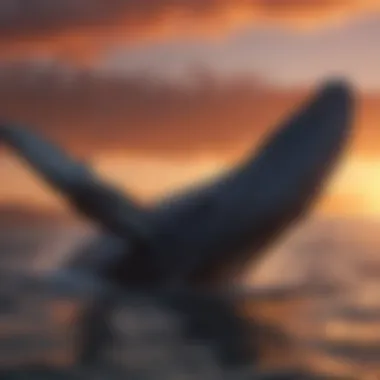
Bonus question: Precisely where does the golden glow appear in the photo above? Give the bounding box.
[91,154,229,203]
[2,152,380,217]
[319,157,380,216]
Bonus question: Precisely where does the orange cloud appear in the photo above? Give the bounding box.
[0,63,378,159]
[0,63,304,157]
[1,1,380,63]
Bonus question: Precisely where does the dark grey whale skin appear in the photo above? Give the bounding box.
[0,80,355,379]
[0,80,354,290]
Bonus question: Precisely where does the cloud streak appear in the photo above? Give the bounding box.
[0,0,380,62]
[0,63,307,157]
[0,63,378,159]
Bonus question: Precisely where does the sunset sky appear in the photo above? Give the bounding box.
[1,0,380,217]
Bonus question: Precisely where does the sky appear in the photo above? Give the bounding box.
[2,5,380,372]
[1,0,380,217]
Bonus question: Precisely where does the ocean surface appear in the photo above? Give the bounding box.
[1,213,380,378]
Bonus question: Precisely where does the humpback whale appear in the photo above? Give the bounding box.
[0,80,354,290]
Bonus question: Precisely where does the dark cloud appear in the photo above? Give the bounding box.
[0,0,378,62]
[0,63,377,158]
[0,63,305,157]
